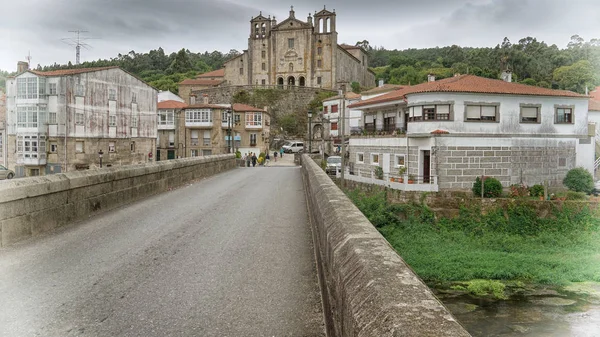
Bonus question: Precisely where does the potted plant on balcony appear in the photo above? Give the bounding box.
[407,174,415,184]
[397,166,407,183]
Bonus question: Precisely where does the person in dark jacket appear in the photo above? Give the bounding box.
[251,153,257,167]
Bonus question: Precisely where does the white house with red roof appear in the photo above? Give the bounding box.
[5,65,157,176]
[587,89,600,173]
[345,74,594,191]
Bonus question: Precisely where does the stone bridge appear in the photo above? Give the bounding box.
[0,154,470,336]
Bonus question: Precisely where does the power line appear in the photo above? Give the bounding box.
[61,30,99,65]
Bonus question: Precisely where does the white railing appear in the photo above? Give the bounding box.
[339,168,439,192]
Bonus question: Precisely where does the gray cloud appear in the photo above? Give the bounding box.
[1,0,599,71]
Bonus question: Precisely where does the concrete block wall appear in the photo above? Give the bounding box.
[0,155,236,247]
[300,154,470,337]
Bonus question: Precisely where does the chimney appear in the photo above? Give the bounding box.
[427,74,436,82]
[17,61,29,73]
[501,70,512,83]
[190,94,196,105]
[378,79,384,87]
[202,94,209,104]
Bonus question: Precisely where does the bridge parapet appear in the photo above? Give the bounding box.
[301,154,471,337]
[0,155,236,247]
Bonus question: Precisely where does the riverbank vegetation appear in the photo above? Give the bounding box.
[346,189,600,288]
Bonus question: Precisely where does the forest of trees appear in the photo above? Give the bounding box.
[1,35,598,95]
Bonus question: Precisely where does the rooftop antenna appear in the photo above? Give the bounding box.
[25,51,32,66]
[61,30,98,65]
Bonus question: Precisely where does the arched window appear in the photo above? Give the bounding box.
[299,76,305,86]
[319,18,324,33]
[254,24,259,38]
[277,77,284,88]
[287,76,295,86]
[261,23,266,37]
[326,17,331,33]
[289,63,294,72]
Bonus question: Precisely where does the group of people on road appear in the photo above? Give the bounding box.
[242,148,285,167]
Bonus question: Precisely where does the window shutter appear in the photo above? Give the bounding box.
[204,131,211,138]
[413,106,423,117]
[521,107,537,118]
[481,106,496,117]
[466,106,480,119]
[191,130,198,139]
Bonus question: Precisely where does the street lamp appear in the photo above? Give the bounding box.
[98,150,104,168]
[227,109,232,154]
[308,110,313,153]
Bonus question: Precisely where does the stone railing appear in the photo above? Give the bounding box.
[0,155,236,247]
[301,154,469,336]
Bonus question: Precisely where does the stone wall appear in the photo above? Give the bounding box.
[0,154,236,247]
[300,154,470,336]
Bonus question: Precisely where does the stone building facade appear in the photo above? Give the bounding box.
[223,6,375,90]
[0,91,6,166]
[5,66,157,176]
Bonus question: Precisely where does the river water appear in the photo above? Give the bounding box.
[436,287,600,336]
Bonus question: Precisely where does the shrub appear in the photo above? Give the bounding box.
[529,184,545,197]
[374,166,384,179]
[259,152,266,159]
[563,167,594,194]
[466,280,507,299]
[565,191,588,200]
[235,150,241,159]
[509,183,529,197]
[472,176,503,198]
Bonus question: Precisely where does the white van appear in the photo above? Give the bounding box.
[282,141,304,153]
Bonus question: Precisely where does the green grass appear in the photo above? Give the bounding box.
[346,189,600,285]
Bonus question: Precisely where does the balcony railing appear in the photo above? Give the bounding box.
[342,167,438,192]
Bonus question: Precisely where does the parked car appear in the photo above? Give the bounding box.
[282,141,304,153]
[0,165,15,180]
[325,156,342,175]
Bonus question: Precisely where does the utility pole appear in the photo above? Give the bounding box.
[340,83,346,187]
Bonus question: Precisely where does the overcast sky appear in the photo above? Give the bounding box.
[1,0,599,72]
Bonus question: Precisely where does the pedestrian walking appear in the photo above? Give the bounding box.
[274,151,278,162]
[265,153,270,166]
[280,148,284,157]
[251,153,257,167]
[246,152,251,167]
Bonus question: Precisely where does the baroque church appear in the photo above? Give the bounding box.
[223,6,375,90]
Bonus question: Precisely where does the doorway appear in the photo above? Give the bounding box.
[167,150,175,160]
[422,150,431,183]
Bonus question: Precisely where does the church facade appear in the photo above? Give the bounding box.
[223,6,375,90]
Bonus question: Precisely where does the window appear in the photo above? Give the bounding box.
[131,92,137,103]
[250,133,257,146]
[395,155,406,167]
[158,109,175,126]
[109,89,116,101]
[261,79,266,85]
[556,107,573,124]
[203,131,211,145]
[168,132,175,147]
[109,115,116,127]
[246,112,262,126]
[331,122,338,130]
[239,67,243,75]
[75,110,84,125]
[261,63,266,71]
[49,83,57,95]
[465,104,497,122]
[383,116,396,131]
[261,50,266,58]
[520,105,540,123]
[317,77,322,85]
[191,130,199,146]
[50,142,58,153]
[185,109,212,123]
[108,142,115,152]
[131,115,138,128]
[288,38,294,49]
[76,141,84,153]
[317,47,322,55]
[331,105,338,113]
[234,132,241,148]
[202,149,212,156]
[234,114,241,124]
[27,78,37,98]
[48,111,57,124]
[317,59,322,68]
[191,149,199,157]
[130,142,135,152]
[409,104,451,121]
[323,106,328,114]
[17,78,27,98]
[17,77,41,99]
[357,153,364,163]
[29,169,40,176]
[222,111,231,124]
[371,153,380,166]
[75,84,84,96]
[17,106,40,128]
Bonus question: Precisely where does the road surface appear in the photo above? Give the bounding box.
[0,164,324,337]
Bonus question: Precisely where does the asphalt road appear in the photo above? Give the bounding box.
[0,166,325,337]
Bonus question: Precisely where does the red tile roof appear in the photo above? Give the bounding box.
[185,103,227,110]
[322,92,361,102]
[361,84,407,96]
[182,103,265,112]
[158,100,187,109]
[589,99,600,111]
[196,68,225,78]
[591,89,599,101]
[349,75,585,109]
[179,79,224,86]
[30,66,120,76]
